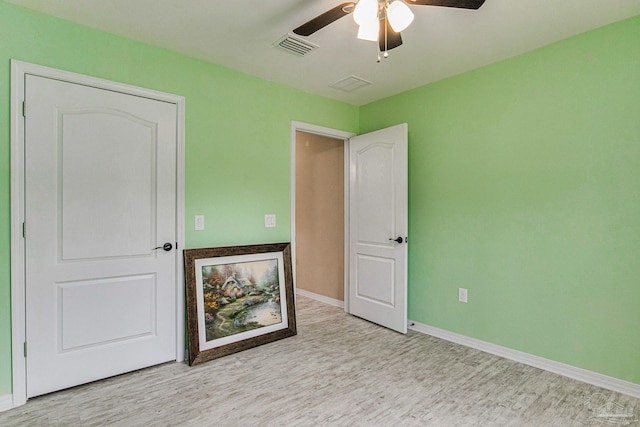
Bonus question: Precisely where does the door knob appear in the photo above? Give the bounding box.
[389,237,403,244]
[153,242,173,251]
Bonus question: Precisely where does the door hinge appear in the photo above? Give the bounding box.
[23,342,27,358]
[22,222,26,238]
[22,101,26,117]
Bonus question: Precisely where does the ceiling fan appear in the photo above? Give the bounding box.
[293,0,486,60]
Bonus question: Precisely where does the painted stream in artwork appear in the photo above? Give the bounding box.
[244,301,282,325]
[206,296,282,341]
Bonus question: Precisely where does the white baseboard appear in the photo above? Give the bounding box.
[409,320,640,399]
[0,394,13,412]
[296,288,344,309]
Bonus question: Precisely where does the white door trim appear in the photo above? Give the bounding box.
[10,60,186,408]
[289,122,355,312]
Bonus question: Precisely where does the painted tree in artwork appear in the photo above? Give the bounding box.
[222,264,235,279]
[205,268,224,286]
[263,264,279,287]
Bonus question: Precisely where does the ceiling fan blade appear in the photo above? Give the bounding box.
[378,19,403,52]
[293,2,356,36]
[403,0,486,9]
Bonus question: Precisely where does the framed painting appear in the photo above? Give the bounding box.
[184,242,297,365]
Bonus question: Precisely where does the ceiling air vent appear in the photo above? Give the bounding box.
[274,34,319,56]
[329,76,372,93]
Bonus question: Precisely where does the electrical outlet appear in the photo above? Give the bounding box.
[458,288,468,303]
[264,214,276,228]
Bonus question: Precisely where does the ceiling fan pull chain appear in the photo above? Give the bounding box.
[384,15,389,58]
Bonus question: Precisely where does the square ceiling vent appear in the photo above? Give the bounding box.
[329,76,372,93]
[274,34,319,56]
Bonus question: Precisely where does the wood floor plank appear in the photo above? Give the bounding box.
[1,295,638,426]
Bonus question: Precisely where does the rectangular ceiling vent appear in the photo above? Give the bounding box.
[274,34,319,57]
[329,76,372,93]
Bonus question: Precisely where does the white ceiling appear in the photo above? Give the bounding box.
[6,0,640,105]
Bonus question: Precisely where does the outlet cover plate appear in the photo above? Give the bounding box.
[264,214,276,228]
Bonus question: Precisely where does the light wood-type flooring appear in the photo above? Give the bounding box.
[1,295,638,426]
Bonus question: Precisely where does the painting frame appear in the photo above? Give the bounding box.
[184,242,296,366]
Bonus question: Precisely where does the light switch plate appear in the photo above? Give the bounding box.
[458,288,468,303]
[264,214,276,228]
[195,215,205,231]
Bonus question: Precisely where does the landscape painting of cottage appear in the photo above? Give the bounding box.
[201,258,281,341]
[184,243,297,365]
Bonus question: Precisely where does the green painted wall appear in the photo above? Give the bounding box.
[360,16,640,384]
[1,0,638,400]
[0,1,358,396]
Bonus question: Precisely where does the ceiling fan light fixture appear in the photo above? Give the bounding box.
[387,0,414,32]
[353,0,378,26]
[293,0,487,63]
[357,18,379,41]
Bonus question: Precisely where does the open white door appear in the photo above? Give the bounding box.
[24,74,178,397]
[348,124,408,333]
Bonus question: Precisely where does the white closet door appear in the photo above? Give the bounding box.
[25,74,178,397]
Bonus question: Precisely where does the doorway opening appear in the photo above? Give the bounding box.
[295,131,345,305]
[289,122,355,310]
[290,122,408,332]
